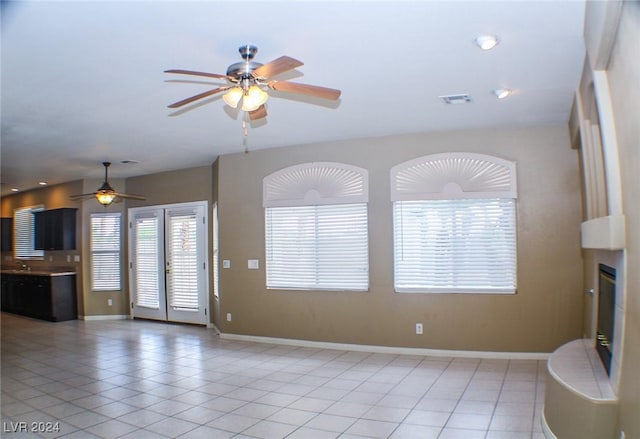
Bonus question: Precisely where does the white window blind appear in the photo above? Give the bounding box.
[134,216,160,309]
[90,212,121,291]
[266,203,369,291]
[166,212,199,310]
[14,206,44,259]
[394,198,517,293]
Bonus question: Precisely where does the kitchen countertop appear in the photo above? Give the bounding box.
[1,269,77,277]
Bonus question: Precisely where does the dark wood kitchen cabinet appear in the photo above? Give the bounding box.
[34,208,77,250]
[1,273,77,322]
[1,217,12,251]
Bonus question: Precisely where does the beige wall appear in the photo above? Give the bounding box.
[216,124,584,352]
[605,2,640,437]
[125,165,215,321]
[125,165,213,208]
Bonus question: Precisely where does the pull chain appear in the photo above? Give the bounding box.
[242,112,249,153]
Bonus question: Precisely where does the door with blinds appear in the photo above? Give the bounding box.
[129,202,208,325]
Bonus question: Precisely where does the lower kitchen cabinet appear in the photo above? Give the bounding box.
[1,273,77,322]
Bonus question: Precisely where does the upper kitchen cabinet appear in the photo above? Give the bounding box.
[1,217,12,251]
[34,208,77,250]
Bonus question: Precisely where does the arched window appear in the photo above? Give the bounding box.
[264,162,369,291]
[390,152,518,293]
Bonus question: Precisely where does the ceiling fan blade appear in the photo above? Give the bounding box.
[248,105,267,120]
[69,192,98,200]
[164,69,230,80]
[253,56,303,79]
[167,86,229,108]
[114,192,146,201]
[268,81,341,100]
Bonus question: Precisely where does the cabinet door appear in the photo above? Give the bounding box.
[1,218,12,251]
[31,276,52,319]
[34,208,77,250]
[12,275,28,314]
[34,210,48,250]
[1,275,12,311]
[50,275,77,321]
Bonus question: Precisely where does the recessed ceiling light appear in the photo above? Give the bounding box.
[475,35,499,51]
[493,88,512,99]
[38,181,48,186]
[11,188,20,192]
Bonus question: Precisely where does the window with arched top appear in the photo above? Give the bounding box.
[263,162,369,291]
[390,153,518,293]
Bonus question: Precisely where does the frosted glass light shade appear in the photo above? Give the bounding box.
[96,191,116,206]
[241,86,268,111]
[223,87,243,108]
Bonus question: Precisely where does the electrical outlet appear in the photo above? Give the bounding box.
[619,431,625,439]
[415,323,423,335]
[107,299,113,306]
[226,313,232,322]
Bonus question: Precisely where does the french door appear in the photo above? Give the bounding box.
[129,202,208,325]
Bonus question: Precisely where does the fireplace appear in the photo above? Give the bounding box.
[596,264,616,375]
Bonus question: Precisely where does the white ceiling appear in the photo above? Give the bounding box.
[1,0,586,196]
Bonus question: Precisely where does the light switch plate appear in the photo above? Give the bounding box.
[223,260,231,269]
[248,259,259,269]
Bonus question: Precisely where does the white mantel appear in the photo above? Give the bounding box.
[581,214,626,250]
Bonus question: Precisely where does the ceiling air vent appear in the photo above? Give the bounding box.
[439,94,472,104]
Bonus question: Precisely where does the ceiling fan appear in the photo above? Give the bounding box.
[164,44,341,120]
[70,162,146,206]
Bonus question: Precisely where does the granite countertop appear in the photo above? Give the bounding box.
[1,268,77,277]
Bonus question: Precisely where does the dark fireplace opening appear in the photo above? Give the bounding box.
[596,264,616,376]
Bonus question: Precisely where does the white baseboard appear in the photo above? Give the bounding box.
[79,314,130,321]
[219,333,550,360]
[207,322,221,334]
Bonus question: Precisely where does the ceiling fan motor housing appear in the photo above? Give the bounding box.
[226,61,263,82]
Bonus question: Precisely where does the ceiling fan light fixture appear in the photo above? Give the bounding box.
[222,87,243,108]
[96,191,116,206]
[241,85,268,112]
[475,35,499,50]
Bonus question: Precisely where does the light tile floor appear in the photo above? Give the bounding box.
[1,313,547,438]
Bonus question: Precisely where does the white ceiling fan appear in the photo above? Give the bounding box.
[164,44,341,121]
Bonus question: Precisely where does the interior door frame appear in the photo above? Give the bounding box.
[128,201,209,325]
